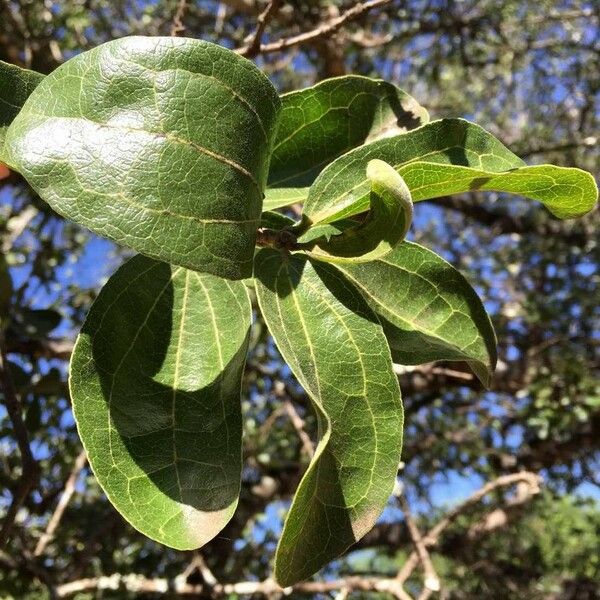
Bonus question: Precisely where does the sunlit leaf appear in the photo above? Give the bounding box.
[5,37,280,279]
[303,119,598,224]
[303,159,413,263]
[268,76,429,187]
[335,242,497,386]
[263,187,309,211]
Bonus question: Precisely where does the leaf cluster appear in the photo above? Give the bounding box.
[0,36,597,586]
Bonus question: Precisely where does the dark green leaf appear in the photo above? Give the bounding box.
[0,60,43,159]
[303,119,598,224]
[254,249,403,586]
[268,76,428,187]
[303,159,413,263]
[5,37,280,279]
[335,242,497,386]
[70,254,251,549]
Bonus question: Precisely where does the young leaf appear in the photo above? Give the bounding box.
[254,249,403,586]
[0,60,43,159]
[5,37,280,280]
[302,159,413,263]
[303,118,598,224]
[268,76,429,187]
[70,255,251,549]
[402,162,598,220]
[334,242,497,386]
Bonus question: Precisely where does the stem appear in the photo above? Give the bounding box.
[0,331,40,547]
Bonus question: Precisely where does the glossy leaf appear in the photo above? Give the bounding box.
[268,76,429,187]
[335,242,497,386]
[303,118,598,224]
[5,37,280,279]
[304,159,413,263]
[70,254,251,549]
[254,249,403,586]
[0,60,43,159]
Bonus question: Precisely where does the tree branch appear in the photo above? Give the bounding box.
[236,0,391,56]
[34,450,87,556]
[56,573,414,599]
[170,0,188,37]
[238,0,282,58]
[0,332,40,548]
[398,496,441,595]
[282,396,314,459]
[396,472,541,587]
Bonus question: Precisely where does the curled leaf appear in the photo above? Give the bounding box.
[304,119,598,224]
[302,159,413,263]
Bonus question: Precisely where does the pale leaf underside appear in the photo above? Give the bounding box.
[254,249,403,586]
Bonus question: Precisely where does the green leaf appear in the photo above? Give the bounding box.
[70,254,251,549]
[254,250,403,586]
[302,159,413,263]
[334,242,497,386]
[303,118,598,224]
[0,60,43,159]
[5,37,280,280]
[263,187,309,211]
[268,75,429,187]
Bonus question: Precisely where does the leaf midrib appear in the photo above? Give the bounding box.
[23,113,259,188]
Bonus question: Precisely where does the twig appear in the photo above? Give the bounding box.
[235,0,391,56]
[282,396,314,458]
[56,573,414,598]
[0,333,40,548]
[34,450,87,556]
[215,3,228,36]
[170,0,188,36]
[238,0,282,58]
[398,496,440,595]
[2,205,37,253]
[396,472,541,586]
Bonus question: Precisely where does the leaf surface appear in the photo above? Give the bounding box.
[268,76,428,187]
[304,119,598,224]
[5,37,280,279]
[263,187,309,211]
[304,159,413,263]
[254,249,402,586]
[335,242,497,386]
[0,60,43,159]
[70,254,251,549]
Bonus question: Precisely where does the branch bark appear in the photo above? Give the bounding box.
[0,332,40,548]
[238,0,281,58]
[34,450,87,556]
[236,0,391,56]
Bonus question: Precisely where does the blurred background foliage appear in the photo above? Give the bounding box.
[0,0,598,598]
